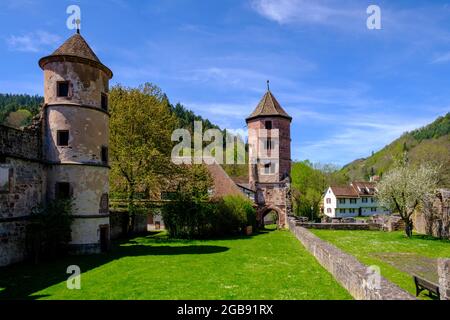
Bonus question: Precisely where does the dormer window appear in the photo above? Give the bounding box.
[101,93,108,111]
[57,81,70,97]
[265,121,272,130]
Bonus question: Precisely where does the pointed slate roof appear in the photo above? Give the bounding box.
[39,33,112,78]
[50,33,100,62]
[246,90,292,122]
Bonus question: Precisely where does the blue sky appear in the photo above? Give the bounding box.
[1,0,450,166]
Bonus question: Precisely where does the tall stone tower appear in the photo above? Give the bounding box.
[246,84,292,228]
[39,32,113,253]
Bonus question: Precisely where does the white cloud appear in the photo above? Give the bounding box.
[431,52,450,64]
[6,30,60,52]
[295,114,435,165]
[251,0,361,27]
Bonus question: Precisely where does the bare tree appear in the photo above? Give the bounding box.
[376,162,439,237]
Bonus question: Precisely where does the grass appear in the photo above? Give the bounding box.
[310,229,450,299]
[0,226,351,300]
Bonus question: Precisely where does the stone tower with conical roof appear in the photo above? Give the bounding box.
[39,32,113,253]
[246,84,292,228]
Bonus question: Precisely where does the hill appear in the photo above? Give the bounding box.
[341,113,450,187]
[0,94,43,127]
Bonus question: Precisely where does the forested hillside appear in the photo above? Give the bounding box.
[0,94,43,127]
[0,93,220,132]
[341,113,450,187]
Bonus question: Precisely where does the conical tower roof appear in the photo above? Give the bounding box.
[246,88,292,122]
[39,33,112,78]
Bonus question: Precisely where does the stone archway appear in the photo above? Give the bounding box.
[257,205,285,229]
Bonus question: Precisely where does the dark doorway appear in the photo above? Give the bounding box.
[99,225,110,252]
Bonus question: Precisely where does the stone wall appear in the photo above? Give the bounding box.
[0,158,46,266]
[438,259,450,300]
[0,124,41,161]
[288,217,416,300]
[298,222,372,230]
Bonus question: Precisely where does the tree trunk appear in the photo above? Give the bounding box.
[127,187,136,235]
[404,218,413,238]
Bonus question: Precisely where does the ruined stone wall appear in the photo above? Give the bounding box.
[0,125,45,266]
[288,217,416,300]
[438,259,450,300]
[0,124,41,160]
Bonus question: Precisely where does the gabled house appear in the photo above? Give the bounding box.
[323,181,390,218]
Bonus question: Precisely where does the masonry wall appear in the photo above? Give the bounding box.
[0,125,45,266]
[288,217,415,300]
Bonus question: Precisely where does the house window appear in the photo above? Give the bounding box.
[101,93,108,111]
[339,198,346,204]
[327,208,332,213]
[101,146,108,164]
[362,198,368,203]
[326,198,331,204]
[265,121,272,130]
[55,182,71,200]
[57,81,70,97]
[371,197,375,203]
[265,138,273,150]
[350,199,357,204]
[263,162,275,174]
[340,209,346,214]
[349,209,356,214]
[0,167,11,193]
[371,207,377,212]
[57,130,69,146]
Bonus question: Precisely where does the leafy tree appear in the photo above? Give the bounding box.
[291,160,348,220]
[26,199,74,263]
[0,93,42,125]
[376,160,439,237]
[162,164,214,238]
[109,83,179,232]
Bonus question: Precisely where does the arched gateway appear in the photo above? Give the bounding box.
[246,83,293,228]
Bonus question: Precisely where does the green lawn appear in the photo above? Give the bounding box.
[0,227,351,300]
[310,229,450,299]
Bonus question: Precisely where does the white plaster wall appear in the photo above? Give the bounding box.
[71,217,109,245]
[44,106,109,164]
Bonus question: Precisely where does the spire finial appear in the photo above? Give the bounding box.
[267,80,270,91]
[76,18,81,34]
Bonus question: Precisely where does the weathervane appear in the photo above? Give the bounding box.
[76,18,81,34]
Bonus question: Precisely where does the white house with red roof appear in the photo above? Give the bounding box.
[323,180,390,218]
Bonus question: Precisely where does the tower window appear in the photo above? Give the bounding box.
[265,121,272,130]
[101,93,108,111]
[57,130,69,146]
[263,162,275,174]
[101,146,108,164]
[265,138,274,150]
[55,182,71,200]
[57,81,70,97]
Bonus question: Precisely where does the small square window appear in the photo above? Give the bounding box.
[265,121,272,130]
[57,81,70,97]
[57,130,69,146]
[263,162,275,174]
[101,146,108,164]
[101,93,108,111]
[55,182,71,200]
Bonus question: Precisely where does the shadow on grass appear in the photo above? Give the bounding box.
[0,233,230,300]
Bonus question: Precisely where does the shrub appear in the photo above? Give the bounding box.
[26,199,74,263]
